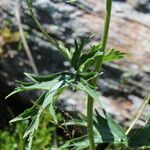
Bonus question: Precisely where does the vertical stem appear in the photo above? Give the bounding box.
[87,96,96,150]
[87,0,112,150]
[101,0,112,52]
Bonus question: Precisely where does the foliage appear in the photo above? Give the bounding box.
[128,124,150,148]
[0,114,63,150]
[61,110,127,150]
[6,0,150,150]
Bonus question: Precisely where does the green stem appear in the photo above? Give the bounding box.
[87,96,96,150]
[87,0,112,150]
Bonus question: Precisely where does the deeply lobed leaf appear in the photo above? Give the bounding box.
[7,72,106,149]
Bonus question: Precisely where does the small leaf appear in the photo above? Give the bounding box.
[79,43,102,66]
[79,57,95,72]
[6,73,73,96]
[71,39,80,69]
[58,41,72,61]
[5,90,19,99]
[103,48,126,63]
[16,80,35,86]
[78,51,103,74]
[24,72,73,82]
[9,92,44,122]
[71,36,92,70]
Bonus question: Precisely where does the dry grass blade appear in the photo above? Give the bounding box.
[126,94,150,135]
[15,0,38,74]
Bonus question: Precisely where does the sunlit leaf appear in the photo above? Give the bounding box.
[6,73,73,99]
[66,0,77,3]
[7,71,108,149]
[103,48,126,63]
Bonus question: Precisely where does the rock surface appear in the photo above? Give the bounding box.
[0,0,150,127]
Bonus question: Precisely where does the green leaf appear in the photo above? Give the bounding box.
[10,93,47,123]
[103,48,126,63]
[48,86,67,123]
[79,43,102,66]
[66,0,77,3]
[71,78,104,108]
[7,71,112,150]
[79,72,100,81]
[7,72,74,149]
[24,72,73,82]
[6,73,73,98]
[78,46,103,74]
[129,125,150,147]
[94,110,127,144]
[62,110,127,149]
[58,41,71,61]
[61,135,88,150]
[26,0,71,61]
[71,39,80,70]
[79,57,95,72]
[71,36,93,70]
[16,80,35,86]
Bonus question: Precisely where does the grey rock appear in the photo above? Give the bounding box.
[0,0,150,126]
[133,0,150,13]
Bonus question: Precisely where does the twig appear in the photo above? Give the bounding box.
[15,0,38,74]
[125,94,150,135]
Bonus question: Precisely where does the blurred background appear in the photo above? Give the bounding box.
[0,0,150,149]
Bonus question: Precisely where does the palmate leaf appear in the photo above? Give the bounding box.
[7,72,73,149]
[62,110,127,149]
[7,71,106,149]
[9,78,69,149]
[77,46,125,74]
